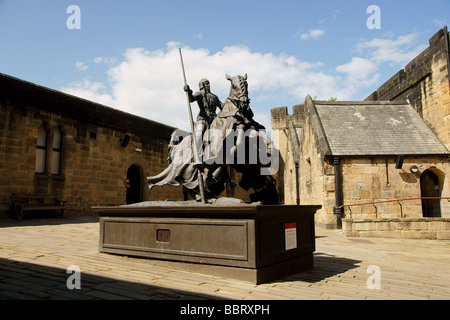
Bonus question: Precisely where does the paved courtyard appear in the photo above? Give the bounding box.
[0,215,449,301]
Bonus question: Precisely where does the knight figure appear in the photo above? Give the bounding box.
[148,73,279,205]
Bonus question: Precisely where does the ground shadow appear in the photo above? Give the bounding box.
[0,214,99,229]
[273,252,361,284]
[0,257,223,300]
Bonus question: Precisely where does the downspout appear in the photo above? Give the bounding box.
[288,120,301,205]
[444,26,450,94]
[333,156,343,229]
[295,163,300,205]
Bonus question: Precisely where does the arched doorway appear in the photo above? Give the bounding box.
[126,165,142,204]
[420,170,441,217]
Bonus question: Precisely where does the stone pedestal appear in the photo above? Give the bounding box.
[93,203,320,284]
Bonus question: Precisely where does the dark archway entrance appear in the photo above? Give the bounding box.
[126,165,142,205]
[420,170,441,217]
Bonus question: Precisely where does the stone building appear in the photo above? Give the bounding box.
[0,72,186,217]
[272,28,450,239]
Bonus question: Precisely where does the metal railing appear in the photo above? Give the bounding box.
[339,197,450,218]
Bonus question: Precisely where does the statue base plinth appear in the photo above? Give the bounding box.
[92,203,320,284]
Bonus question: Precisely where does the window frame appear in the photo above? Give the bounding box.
[35,126,49,174]
[51,128,63,176]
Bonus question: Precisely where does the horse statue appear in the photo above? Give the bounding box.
[147,74,279,204]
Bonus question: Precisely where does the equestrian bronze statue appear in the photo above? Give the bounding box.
[147,73,279,204]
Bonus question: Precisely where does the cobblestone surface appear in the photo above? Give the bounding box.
[0,216,449,300]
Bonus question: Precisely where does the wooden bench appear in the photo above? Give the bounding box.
[11,193,67,221]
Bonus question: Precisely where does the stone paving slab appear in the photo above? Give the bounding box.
[0,216,449,302]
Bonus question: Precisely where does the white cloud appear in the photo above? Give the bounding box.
[299,29,325,40]
[62,43,346,131]
[337,32,429,97]
[336,57,377,79]
[61,79,115,107]
[63,33,423,131]
[94,56,118,65]
[356,33,427,66]
[75,61,88,71]
[335,57,380,98]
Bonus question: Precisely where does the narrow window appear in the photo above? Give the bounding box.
[51,129,63,175]
[35,126,48,174]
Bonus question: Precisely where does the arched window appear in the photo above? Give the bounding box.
[51,129,63,175]
[35,126,48,174]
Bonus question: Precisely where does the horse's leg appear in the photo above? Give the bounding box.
[193,120,206,165]
[230,124,246,157]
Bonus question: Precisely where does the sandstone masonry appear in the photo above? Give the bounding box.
[271,29,450,238]
[0,73,185,216]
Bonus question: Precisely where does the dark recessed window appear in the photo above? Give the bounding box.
[35,126,48,174]
[51,129,63,175]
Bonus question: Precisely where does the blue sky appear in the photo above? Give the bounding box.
[0,0,449,131]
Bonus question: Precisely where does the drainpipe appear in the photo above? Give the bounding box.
[444,26,450,93]
[295,162,300,205]
[333,156,343,228]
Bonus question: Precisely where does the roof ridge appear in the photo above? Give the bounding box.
[313,100,408,106]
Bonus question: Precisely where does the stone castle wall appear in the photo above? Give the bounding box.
[343,218,450,240]
[0,73,253,217]
[272,29,450,232]
[339,157,449,220]
[272,100,449,229]
[272,104,338,228]
[0,74,185,216]
[366,28,450,150]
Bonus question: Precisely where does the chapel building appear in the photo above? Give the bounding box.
[272,28,450,239]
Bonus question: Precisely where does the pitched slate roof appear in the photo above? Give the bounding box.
[311,99,449,156]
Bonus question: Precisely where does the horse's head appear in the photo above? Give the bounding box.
[226,74,250,108]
